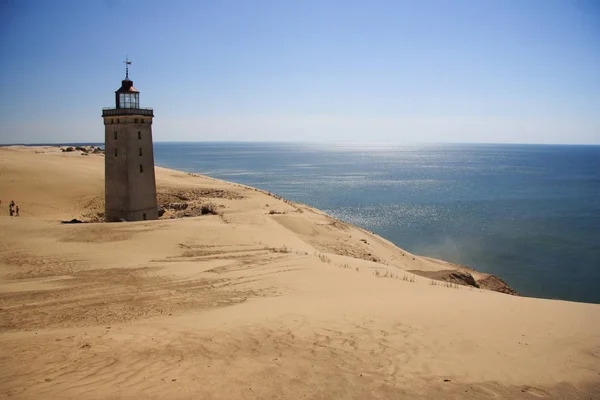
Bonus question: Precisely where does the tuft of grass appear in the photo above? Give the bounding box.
[442,281,460,289]
[318,253,331,263]
[268,209,287,215]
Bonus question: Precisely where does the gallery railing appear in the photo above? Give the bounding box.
[102,108,154,117]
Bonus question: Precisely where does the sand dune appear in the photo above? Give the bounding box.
[1,146,599,399]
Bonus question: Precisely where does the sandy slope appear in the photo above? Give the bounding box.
[0,146,599,399]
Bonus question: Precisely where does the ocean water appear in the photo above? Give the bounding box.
[150,142,600,304]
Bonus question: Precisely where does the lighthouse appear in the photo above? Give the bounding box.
[102,58,158,222]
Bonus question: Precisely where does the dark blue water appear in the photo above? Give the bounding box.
[150,142,600,304]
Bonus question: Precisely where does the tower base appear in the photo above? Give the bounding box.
[105,207,158,222]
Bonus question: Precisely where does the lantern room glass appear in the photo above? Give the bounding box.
[119,93,139,109]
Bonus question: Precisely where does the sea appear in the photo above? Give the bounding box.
[152,142,600,304]
[18,141,600,304]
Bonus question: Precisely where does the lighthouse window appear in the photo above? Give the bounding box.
[139,148,142,156]
[114,131,117,140]
[114,148,118,157]
[134,118,138,124]
[138,131,141,140]
[140,164,144,173]
[119,93,139,109]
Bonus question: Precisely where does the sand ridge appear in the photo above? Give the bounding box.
[1,146,599,399]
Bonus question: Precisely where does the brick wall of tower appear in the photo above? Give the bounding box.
[104,115,158,222]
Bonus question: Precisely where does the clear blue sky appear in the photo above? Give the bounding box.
[1,0,599,144]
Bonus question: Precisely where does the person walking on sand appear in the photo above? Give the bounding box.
[15,205,19,217]
[9,205,13,216]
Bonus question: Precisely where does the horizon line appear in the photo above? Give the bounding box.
[2,141,600,147]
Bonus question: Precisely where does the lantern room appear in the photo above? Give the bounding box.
[115,79,140,109]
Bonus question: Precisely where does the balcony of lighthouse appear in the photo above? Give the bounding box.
[102,107,154,117]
